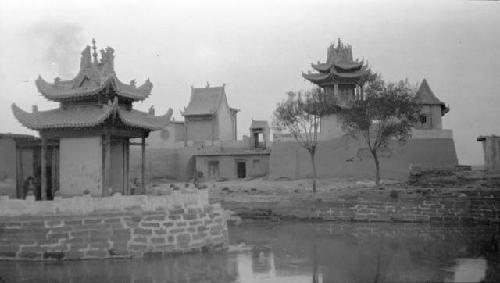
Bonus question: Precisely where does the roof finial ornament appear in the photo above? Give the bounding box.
[222,83,226,88]
[92,38,98,64]
[206,81,210,88]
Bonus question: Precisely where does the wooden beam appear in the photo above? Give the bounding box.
[141,136,145,195]
[16,147,23,199]
[41,137,47,200]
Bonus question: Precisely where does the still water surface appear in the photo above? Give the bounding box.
[1,222,500,282]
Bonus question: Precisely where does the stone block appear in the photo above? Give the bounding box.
[132,237,148,244]
[90,240,111,249]
[0,252,17,258]
[144,215,165,221]
[163,222,174,228]
[64,219,83,226]
[22,221,45,228]
[129,244,148,251]
[141,222,160,228]
[133,228,153,235]
[183,214,197,220]
[177,234,191,243]
[18,252,41,260]
[83,218,103,225]
[155,229,167,235]
[64,251,84,259]
[151,237,166,244]
[43,251,64,260]
[71,230,90,238]
[0,244,19,253]
[168,215,181,220]
[197,226,208,233]
[189,220,203,226]
[48,232,69,240]
[45,220,64,228]
[86,250,109,258]
[176,222,187,227]
[169,228,185,234]
[103,218,122,224]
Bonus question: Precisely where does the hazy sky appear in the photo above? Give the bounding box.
[0,0,499,165]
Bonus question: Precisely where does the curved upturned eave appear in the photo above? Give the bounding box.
[114,77,153,101]
[11,103,116,130]
[311,61,364,73]
[35,76,104,102]
[117,108,173,131]
[34,75,153,102]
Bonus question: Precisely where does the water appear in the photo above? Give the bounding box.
[1,222,500,283]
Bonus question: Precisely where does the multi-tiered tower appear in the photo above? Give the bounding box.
[302,39,371,139]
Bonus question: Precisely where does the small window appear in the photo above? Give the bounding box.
[419,115,427,124]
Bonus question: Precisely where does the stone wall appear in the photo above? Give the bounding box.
[231,192,500,224]
[0,192,228,260]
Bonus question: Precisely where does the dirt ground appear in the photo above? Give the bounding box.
[150,176,481,205]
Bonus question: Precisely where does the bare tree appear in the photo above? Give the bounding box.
[274,88,330,193]
[337,74,421,185]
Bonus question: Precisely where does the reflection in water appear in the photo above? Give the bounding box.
[0,222,499,282]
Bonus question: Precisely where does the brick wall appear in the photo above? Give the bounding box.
[0,192,227,260]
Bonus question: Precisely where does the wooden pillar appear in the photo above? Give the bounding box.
[141,136,146,194]
[16,147,23,199]
[104,133,111,197]
[41,137,47,200]
[125,139,130,195]
[51,145,57,197]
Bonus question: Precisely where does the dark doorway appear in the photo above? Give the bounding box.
[237,161,246,179]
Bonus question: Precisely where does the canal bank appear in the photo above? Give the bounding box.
[221,190,500,225]
[0,191,228,261]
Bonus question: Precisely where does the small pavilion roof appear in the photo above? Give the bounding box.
[12,99,172,131]
[35,44,152,102]
[35,74,152,102]
[415,79,449,115]
[182,85,235,116]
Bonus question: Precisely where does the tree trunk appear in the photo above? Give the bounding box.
[372,150,381,185]
[309,151,317,193]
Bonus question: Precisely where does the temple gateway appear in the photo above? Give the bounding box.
[12,40,172,199]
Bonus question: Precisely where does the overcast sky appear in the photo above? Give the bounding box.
[0,0,499,165]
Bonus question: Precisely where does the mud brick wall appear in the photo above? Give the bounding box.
[0,205,227,261]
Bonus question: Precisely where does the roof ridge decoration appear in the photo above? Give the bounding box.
[35,40,152,102]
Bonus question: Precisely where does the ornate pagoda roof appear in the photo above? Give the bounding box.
[303,38,370,85]
[35,43,152,102]
[415,79,449,116]
[182,83,238,116]
[12,98,173,131]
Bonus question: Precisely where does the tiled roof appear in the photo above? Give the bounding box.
[250,120,269,129]
[182,86,226,116]
[35,75,152,102]
[415,79,449,116]
[12,103,115,130]
[415,79,443,105]
[311,61,364,73]
[12,101,172,131]
[302,67,369,84]
[118,108,172,130]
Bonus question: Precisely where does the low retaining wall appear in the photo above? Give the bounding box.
[229,193,500,224]
[0,191,228,261]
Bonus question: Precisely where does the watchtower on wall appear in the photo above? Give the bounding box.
[302,39,371,139]
[415,79,449,130]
